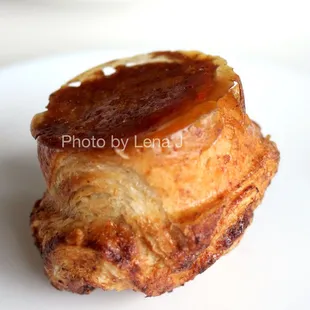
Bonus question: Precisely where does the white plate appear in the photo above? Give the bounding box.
[0,50,309,310]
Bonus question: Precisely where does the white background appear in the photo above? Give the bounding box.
[0,0,309,70]
[0,1,310,309]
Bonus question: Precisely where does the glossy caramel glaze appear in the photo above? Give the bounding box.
[30,51,279,296]
[31,51,235,149]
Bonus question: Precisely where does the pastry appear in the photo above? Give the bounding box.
[30,51,279,296]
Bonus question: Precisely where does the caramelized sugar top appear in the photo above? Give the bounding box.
[31,51,232,149]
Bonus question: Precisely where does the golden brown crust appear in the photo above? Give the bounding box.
[30,50,279,296]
